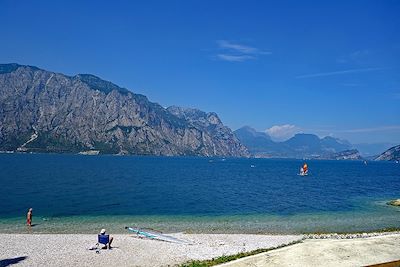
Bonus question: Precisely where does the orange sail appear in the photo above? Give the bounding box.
[303,163,308,173]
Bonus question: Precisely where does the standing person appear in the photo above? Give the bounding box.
[26,208,33,226]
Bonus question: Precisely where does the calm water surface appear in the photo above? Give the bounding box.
[0,154,399,233]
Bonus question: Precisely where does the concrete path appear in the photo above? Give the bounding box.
[219,234,400,267]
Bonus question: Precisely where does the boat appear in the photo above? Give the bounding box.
[299,163,308,176]
[125,226,191,244]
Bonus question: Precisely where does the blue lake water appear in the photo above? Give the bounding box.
[0,153,399,234]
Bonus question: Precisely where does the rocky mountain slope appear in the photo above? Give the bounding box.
[375,145,400,161]
[0,63,249,157]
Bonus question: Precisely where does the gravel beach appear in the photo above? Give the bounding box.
[0,233,301,266]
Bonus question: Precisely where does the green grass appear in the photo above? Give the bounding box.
[180,240,302,267]
[304,227,400,235]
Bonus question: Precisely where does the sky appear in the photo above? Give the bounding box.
[0,0,399,144]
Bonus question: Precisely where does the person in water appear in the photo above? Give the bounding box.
[26,208,33,226]
[99,228,114,249]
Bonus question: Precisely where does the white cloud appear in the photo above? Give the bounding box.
[217,40,258,54]
[216,54,255,62]
[296,68,384,79]
[265,124,301,141]
[215,40,271,62]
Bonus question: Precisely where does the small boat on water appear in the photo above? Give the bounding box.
[299,163,308,176]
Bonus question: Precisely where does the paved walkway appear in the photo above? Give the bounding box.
[219,234,400,267]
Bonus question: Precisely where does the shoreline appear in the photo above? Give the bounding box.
[3,150,398,162]
[2,218,399,235]
[1,226,400,236]
[1,207,399,235]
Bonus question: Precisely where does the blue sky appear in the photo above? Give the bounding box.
[1,0,399,143]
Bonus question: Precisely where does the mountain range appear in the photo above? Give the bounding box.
[0,63,397,160]
[0,63,248,157]
[234,126,361,159]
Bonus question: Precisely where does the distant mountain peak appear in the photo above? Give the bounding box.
[322,136,352,145]
[235,126,271,139]
[286,133,321,143]
[238,125,257,132]
[0,63,40,74]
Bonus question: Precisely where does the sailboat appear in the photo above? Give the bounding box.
[299,163,308,176]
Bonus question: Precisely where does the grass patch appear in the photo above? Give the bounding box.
[180,240,302,267]
[304,227,400,235]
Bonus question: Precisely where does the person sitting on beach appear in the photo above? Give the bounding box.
[99,229,113,249]
[26,208,33,226]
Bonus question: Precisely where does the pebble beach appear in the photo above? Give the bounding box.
[0,233,302,266]
[2,231,400,266]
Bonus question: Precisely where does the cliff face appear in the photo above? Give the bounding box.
[0,64,249,157]
[375,145,400,161]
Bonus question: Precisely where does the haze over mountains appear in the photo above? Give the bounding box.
[234,126,362,159]
[234,126,400,161]
[234,126,397,159]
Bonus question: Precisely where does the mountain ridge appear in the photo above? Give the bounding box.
[0,63,249,157]
[234,126,361,159]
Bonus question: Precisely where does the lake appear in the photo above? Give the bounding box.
[1,153,399,234]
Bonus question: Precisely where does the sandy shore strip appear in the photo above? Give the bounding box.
[219,233,400,267]
[0,233,301,266]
